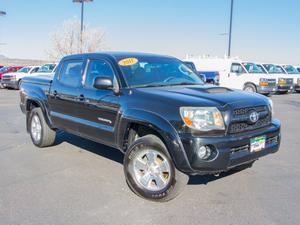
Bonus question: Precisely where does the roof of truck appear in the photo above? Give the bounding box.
[62,52,175,60]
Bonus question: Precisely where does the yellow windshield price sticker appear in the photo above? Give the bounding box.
[118,58,138,66]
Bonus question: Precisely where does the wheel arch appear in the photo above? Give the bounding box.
[117,109,193,173]
[25,97,53,132]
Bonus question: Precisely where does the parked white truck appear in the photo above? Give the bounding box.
[281,65,300,93]
[187,57,277,95]
[1,66,40,89]
[259,64,294,94]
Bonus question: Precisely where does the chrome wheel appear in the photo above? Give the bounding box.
[244,86,255,92]
[133,149,171,191]
[31,115,42,143]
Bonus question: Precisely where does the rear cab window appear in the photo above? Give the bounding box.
[57,59,84,88]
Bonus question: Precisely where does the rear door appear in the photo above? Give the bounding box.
[48,58,85,134]
[76,58,121,146]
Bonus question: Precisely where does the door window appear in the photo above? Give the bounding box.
[31,67,40,73]
[231,63,245,74]
[84,59,115,89]
[58,60,84,87]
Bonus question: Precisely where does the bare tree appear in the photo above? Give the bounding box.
[46,18,106,61]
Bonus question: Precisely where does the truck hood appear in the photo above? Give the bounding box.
[135,85,268,109]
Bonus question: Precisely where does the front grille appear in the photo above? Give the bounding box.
[229,105,271,134]
[2,76,13,82]
[268,80,277,86]
[285,78,293,84]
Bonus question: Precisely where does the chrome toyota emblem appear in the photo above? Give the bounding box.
[249,111,259,123]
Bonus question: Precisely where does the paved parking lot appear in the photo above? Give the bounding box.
[0,89,299,225]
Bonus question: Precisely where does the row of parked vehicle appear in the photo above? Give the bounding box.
[0,63,57,89]
[184,57,300,95]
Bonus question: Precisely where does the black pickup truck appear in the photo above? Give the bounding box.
[19,52,281,201]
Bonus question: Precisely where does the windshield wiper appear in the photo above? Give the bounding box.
[168,82,201,86]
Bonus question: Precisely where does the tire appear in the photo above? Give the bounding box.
[278,91,288,94]
[17,79,22,90]
[124,134,189,202]
[243,83,257,93]
[231,161,255,172]
[29,107,56,147]
[264,93,272,97]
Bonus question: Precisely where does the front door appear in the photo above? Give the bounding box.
[76,58,120,146]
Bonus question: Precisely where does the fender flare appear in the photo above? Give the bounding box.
[24,90,53,131]
[117,108,193,173]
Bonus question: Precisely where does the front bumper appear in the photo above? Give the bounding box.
[257,85,277,94]
[294,84,300,91]
[179,120,281,175]
[277,84,293,92]
[1,80,18,89]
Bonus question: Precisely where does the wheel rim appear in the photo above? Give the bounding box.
[132,149,171,192]
[245,86,254,92]
[31,115,42,143]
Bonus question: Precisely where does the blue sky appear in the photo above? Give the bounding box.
[0,0,299,64]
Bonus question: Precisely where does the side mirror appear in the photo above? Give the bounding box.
[93,77,113,90]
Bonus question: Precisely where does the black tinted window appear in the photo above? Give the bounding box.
[59,60,84,87]
[85,59,114,89]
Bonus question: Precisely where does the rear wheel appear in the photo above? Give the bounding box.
[243,83,257,93]
[17,79,22,90]
[29,108,56,147]
[124,134,188,202]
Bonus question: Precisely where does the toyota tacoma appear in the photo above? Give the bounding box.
[19,52,281,201]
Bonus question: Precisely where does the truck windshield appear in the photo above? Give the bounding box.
[37,64,56,73]
[242,63,264,73]
[263,64,285,74]
[17,67,30,73]
[283,65,299,74]
[0,67,9,72]
[256,64,267,74]
[116,56,204,88]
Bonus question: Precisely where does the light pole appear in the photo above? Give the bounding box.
[73,0,93,53]
[0,11,6,48]
[227,0,234,57]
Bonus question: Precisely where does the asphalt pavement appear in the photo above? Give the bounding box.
[0,89,299,225]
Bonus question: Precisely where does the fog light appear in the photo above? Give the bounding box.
[198,145,212,160]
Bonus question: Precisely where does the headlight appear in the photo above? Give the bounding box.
[259,78,269,86]
[180,107,225,131]
[268,99,274,116]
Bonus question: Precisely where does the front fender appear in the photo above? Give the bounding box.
[117,108,193,173]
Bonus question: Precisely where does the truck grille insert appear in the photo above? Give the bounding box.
[229,106,271,134]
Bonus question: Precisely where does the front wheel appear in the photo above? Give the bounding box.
[29,107,56,147]
[123,135,188,202]
[243,83,257,93]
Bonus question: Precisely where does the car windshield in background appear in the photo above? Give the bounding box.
[37,64,55,73]
[0,67,9,72]
[116,56,204,88]
[242,63,264,73]
[263,64,285,74]
[17,67,30,73]
[256,64,267,73]
[283,65,299,74]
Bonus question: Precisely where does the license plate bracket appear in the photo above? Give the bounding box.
[250,136,266,152]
